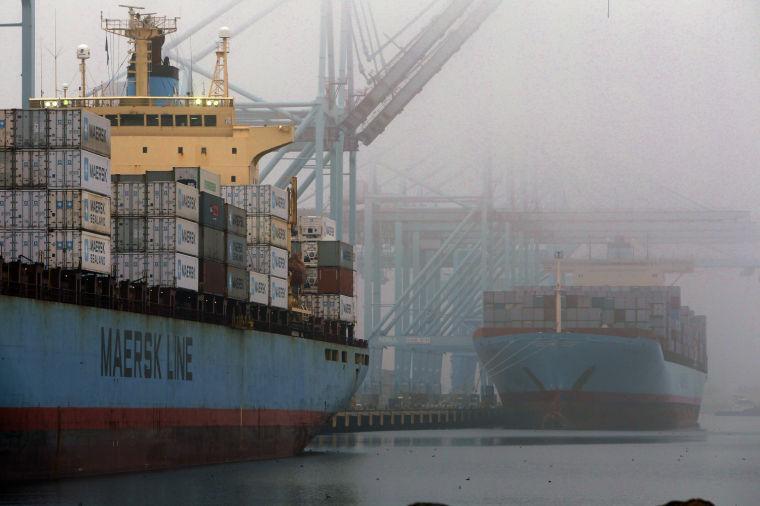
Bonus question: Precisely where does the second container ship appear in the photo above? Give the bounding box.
[474,251,707,430]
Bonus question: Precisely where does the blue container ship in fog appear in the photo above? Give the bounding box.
[474,329,705,429]
[475,258,707,430]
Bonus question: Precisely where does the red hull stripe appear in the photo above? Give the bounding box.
[500,390,702,406]
[0,407,327,432]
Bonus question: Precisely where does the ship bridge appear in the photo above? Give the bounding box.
[30,95,293,184]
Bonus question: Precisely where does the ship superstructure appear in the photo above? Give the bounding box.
[32,6,292,184]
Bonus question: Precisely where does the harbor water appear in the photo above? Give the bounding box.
[2,415,757,505]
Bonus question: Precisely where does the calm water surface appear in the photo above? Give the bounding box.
[2,415,758,505]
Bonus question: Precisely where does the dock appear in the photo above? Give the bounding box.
[324,408,501,433]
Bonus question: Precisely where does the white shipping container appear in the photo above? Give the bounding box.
[309,294,339,320]
[221,184,289,220]
[114,252,146,281]
[175,182,199,221]
[147,181,199,221]
[174,167,222,196]
[221,185,251,213]
[340,295,356,322]
[301,294,317,317]
[0,229,47,263]
[47,150,111,196]
[246,215,289,249]
[249,271,269,305]
[48,190,111,234]
[0,190,47,228]
[48,230,111,274]
[0,191,11,227]
[113,217,146,252]
[302,294,356,322]
[302,294,322,318]
[0,110,109,154]
[146,217,199,256]
[299,240,318,265]
[298,215,337,240]
[246,245,288,278]
[112,180,146,216]
[302,267,318,293]
[0,109,48,149]
[144,252,199,291]
[0,150,47,187]
[49,109,111,156]
[256,185,289,220]
[269,275,288,309]
[0,152,13,187]
[20,190,47,229]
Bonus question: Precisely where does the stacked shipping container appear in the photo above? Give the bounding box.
[197,189,248,301]
[174,167,222,197]
[111,170,201,291]
[0,110,357,330]
[222,184,289,308]
[0,109,112,273]
[482,286,707,368]
[293,215,356,323]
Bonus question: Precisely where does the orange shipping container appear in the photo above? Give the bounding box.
[317,267,354,296]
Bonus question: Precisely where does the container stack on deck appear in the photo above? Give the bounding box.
[483,286,707,370]
[0,109,366,358]
[195,181,226,297]
[111,170,201,291]
[222,184,290,309]
[0,109,112,273]
[192,171,242,301]
[293,216,356,324]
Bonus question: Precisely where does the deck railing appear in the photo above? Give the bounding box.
[0,258,367,349]
[29,96,234,109]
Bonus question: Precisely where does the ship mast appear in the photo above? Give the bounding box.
[76,44,90,97]
[101,5,178,97]
[208,27,230,97]
[554,250,563,333]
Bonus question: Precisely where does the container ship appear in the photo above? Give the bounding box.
[474,249,707,430]
[0,7,367,481]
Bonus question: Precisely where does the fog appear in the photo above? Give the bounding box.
[1,0,759,405]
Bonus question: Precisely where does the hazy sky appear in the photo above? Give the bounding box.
[2,1,759,209]
[1,0,759,397]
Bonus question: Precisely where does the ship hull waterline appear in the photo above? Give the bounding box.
[0,295,367,481]
[473,330,705,430]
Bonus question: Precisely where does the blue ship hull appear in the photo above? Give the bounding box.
[0,295,367,480]
[473,331,706,429]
